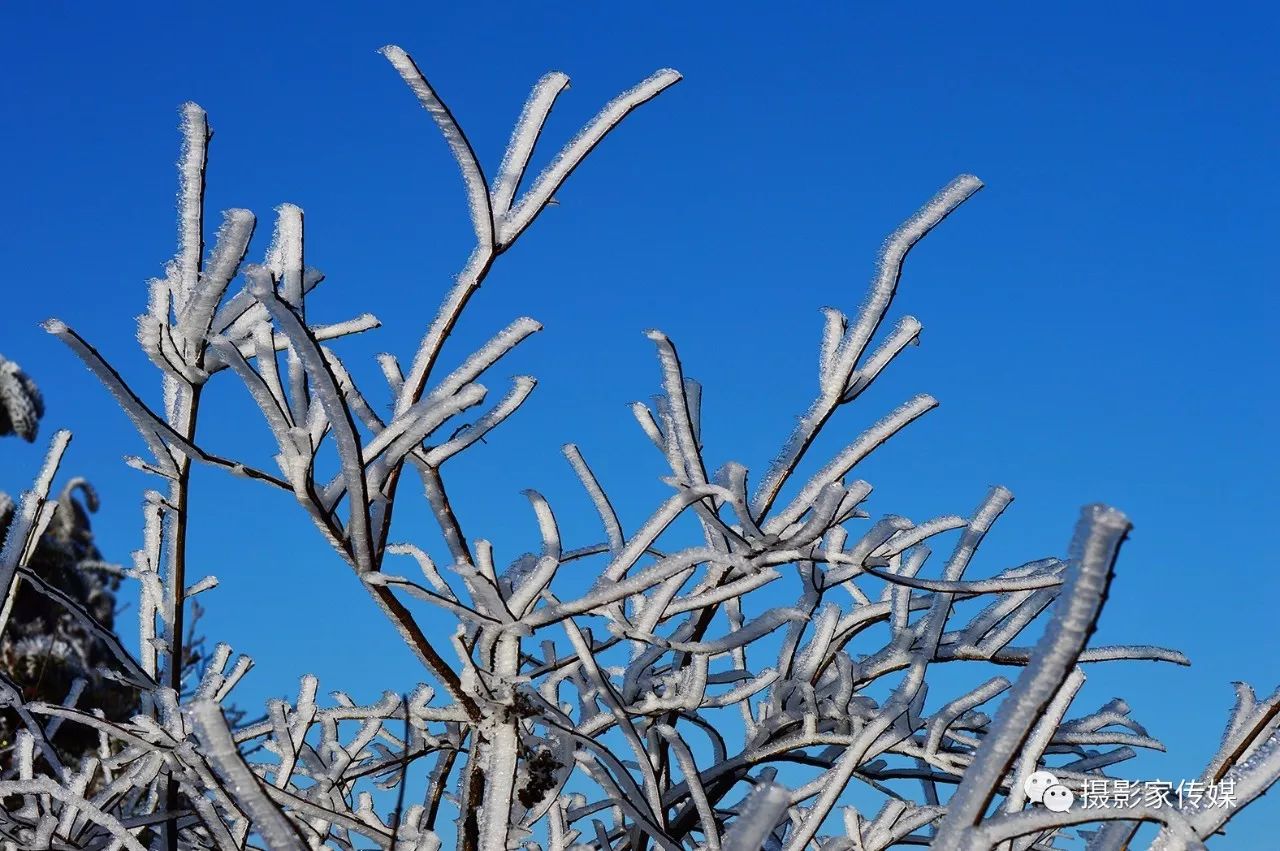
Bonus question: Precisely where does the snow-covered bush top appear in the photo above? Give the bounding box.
[1,43,1275,851]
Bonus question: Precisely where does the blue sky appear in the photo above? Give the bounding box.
[2,2,1277,844]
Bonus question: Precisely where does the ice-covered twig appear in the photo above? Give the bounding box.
[751,176,982,520]
[491,71,571,217]
[380,46,495,249]
[190,700,307,851]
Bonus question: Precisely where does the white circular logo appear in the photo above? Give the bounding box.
[1043,783,1075,812]
[1023,770,1059,804]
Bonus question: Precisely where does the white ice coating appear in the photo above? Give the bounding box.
[647,330,709,487]
[818,306,848,383]
[722,781,791,851]
[175,103,209,312]
[190,701,306,851]
[268,205,311,429]
[842,315,924,401]
[44,319,217,475]
[426,375,536,466]
[177,208,256,354]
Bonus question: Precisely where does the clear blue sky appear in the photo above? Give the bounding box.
[2,2,1276,844]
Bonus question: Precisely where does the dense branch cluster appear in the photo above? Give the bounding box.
[1,44,1276,851]
[0,357,139,776]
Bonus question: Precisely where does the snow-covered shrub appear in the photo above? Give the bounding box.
[2,43,1276,851]
[0,360,138,774]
